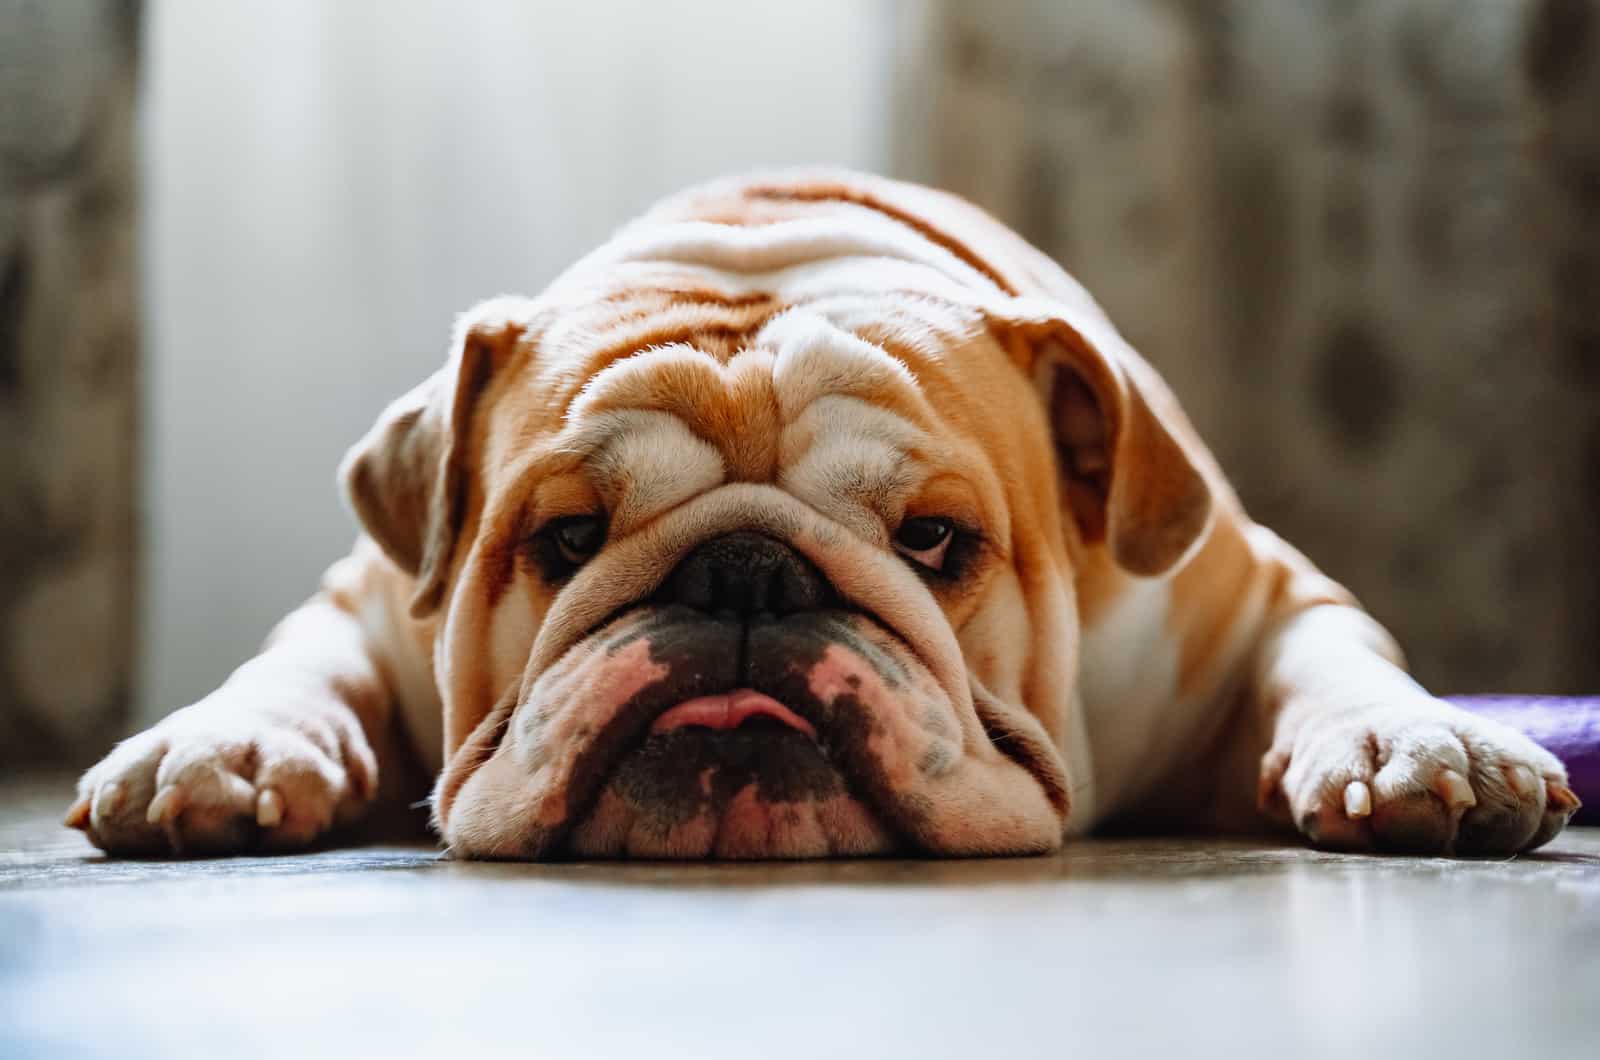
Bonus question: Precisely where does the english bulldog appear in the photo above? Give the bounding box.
[68,171,1580,859]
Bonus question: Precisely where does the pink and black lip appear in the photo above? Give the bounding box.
[553,532,917,849]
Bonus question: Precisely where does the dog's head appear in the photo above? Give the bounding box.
[341,176,1212,858]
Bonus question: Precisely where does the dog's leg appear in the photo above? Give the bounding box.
[66,541,419,856]
[1247,604,1579,854]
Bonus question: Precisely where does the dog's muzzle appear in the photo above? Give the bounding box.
[555,531,910,857]
[440,498,1070,861]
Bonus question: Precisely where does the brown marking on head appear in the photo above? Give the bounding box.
[650,287,778,310]
[744,180,1021,296]
[574,297,780,366]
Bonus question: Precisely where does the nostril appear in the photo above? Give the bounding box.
[671,558,713,613]
[777,562,819,612]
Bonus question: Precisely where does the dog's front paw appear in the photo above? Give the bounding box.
[64,702,377,856]
[1258,700,1580,855]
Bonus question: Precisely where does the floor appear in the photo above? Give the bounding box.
[2,775,1597,1060]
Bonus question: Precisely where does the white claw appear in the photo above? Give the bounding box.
[1506,765,1538,799]
[1548,783,1582,814]
[256,788,284,828]
[64,796,92,830]
[1343,780,1372,819]
[1435,769,1477,812]
[161,816,184,855]
[146,784,185,826]
[92,781,124,825]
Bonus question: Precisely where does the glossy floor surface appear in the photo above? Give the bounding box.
[3,775,1597,1059]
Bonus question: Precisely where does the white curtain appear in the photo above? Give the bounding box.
[140,0,897,723]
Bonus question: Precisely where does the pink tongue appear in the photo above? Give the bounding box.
[650,689,817,739]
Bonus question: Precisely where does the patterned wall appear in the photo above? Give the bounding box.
[0,0,141,764]
[902,0,1600,693]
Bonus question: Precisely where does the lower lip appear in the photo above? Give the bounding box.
[650,689,817,739]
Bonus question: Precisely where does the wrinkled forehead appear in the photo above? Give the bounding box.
[480,268,1015,542]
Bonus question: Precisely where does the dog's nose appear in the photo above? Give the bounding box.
[667,532,833,617]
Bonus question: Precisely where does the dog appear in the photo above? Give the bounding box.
[67,171,1580,859]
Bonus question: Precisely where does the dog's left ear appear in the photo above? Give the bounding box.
[340,297,535,616]
[991,301,1213,577]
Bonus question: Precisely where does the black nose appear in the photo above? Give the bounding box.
[666,532,833,617]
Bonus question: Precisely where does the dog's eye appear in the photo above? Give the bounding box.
[527,514,607,580]
[893,517,955,571]
[551,515,606,565]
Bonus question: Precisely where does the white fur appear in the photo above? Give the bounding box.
[1078,577,1182,817]
[579,409,726,533]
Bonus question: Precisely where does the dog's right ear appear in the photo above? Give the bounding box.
[340,297,535,617]
[988,299,1214,578]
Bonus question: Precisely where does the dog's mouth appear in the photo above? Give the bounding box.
[552,606,921,859]
[585,712,852,858]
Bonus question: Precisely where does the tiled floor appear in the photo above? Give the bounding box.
[3,775,1597,1059]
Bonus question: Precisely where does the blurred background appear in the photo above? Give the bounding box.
[2,0,1596,767]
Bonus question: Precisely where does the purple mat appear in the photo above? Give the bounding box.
[1447,695,1598,825]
